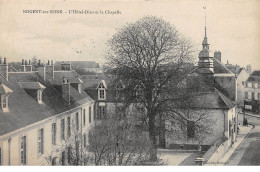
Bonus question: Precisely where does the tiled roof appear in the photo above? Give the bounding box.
[0,70,93,136]
[247,70,260,82]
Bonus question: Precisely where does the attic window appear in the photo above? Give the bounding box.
[37,90,43,103]
[1,95,8,110]
[98,82,106,100]
[0,84,13,112]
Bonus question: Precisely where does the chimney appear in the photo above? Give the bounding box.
[46,60,54,79]
[37,65,46,81]
[0,57,8,81]
[61,61,71,71]
[214,51,221,62]
[62,78,70,104]
[22,59,32,72]
[246,64,252,74]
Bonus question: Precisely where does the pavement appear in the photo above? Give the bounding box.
[225,125,260,165]
[158,149,204,166]
[216,125,252,165]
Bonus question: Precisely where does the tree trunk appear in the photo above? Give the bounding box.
[148,115,157,161]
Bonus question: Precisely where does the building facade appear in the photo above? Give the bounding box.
[0,59,94,165]
[244,70,260,112]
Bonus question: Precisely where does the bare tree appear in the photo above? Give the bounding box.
[88,105,162,165]
[105,16,196,160]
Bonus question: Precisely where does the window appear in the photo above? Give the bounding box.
[245,82,248,87]
[258,93,260,100]
[83,109,86,126]
[136,86,143,97]
[20,136,26,165]
[248,82,252,88]
[67,117,71,138]
[99,89,105,100]
[38,128,44,154]
[252,93,255,100]
[98,82,106,100]
[76,113,79,131]
[51,157,56,166]
[245,92,248,99]
[67,146,72,165]
[89,106,92,123]
[187,121,195,138]
[37,90,42,103]
[248,92,252,99]
[52,123,56,145]
[61,119,65,140]
[61,151,65,165]
[76,141,79,165]
[0,147,2,165]
[84,134,87,148]
[2,96,7,108]
[99,106,106,119]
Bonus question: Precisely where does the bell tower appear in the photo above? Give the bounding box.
[197,6,214,74]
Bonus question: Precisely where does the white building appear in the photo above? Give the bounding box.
[0,59,94,165]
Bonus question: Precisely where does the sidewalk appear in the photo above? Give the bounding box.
[215,125,252,165]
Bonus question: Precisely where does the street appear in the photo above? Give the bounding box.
[225,112,260,165]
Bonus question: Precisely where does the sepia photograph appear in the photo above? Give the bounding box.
[0,0,260,167]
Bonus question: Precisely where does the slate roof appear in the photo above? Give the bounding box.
[19,82,46,90]
[247,70,260,82]
[0,71,93,136]
[54,61,99,70]
[181,88,236,109]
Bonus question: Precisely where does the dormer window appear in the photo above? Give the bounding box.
[37,90,43,103]
[97,80,107,100]
[0,84,13,112]
[19,82,46,104]
[99,89,105,99]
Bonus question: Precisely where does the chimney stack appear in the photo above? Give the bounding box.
[37,63,46,81]
[61,61,71,71]
[46,59,54,79]
[0,57,8,81]
[214,51,221,62]
[21,59,32,72]
[246,64,252,74]
[62,78,70,105]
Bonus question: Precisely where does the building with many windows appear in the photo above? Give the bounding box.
[244,70,260,112]
[0,59,94,165]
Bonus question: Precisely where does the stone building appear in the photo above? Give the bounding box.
[165,26,238,149]
[244,70,260,112]
[0,59,94,165]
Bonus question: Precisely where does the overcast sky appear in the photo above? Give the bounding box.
[0,0,260,70]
